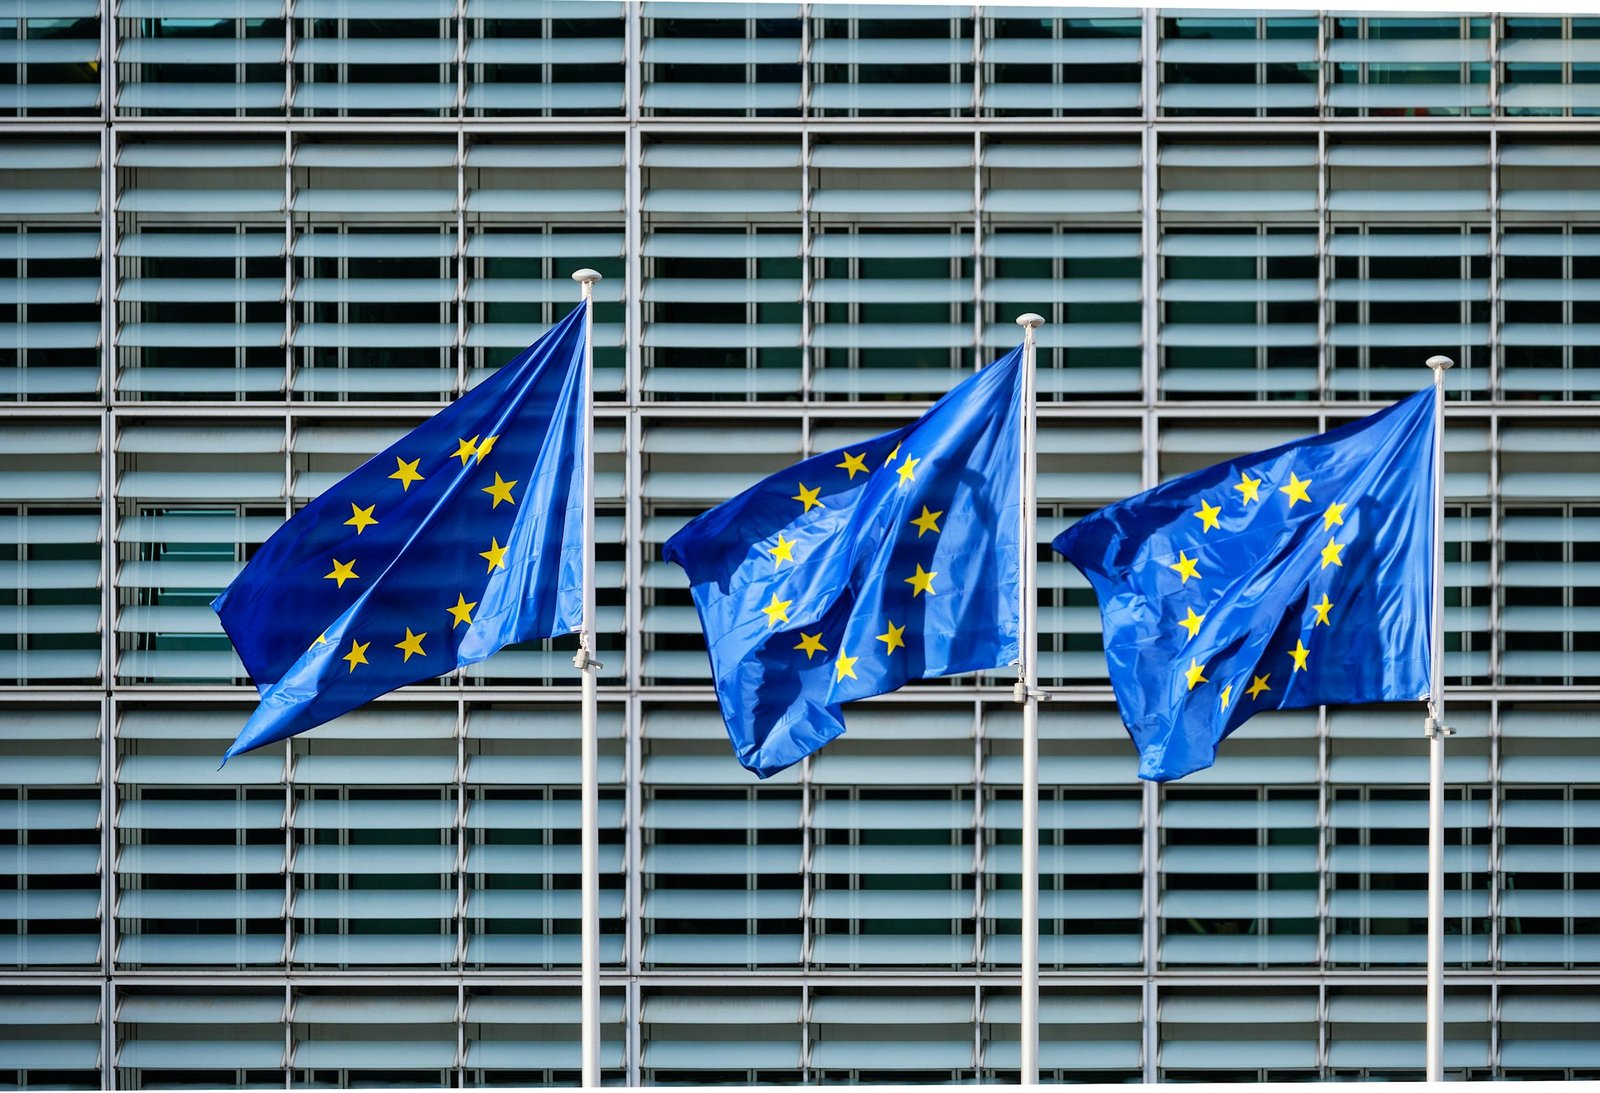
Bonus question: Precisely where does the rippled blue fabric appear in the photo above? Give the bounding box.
[1055,386,1436,782]
[215,304,588,761]
[665,347,1024,778]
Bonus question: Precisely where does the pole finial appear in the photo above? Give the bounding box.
[1425,354,1454,372]
[1016,312,1045,330]
[571,268,602,285]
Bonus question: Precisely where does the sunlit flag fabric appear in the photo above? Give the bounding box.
[664,347,1024,778]
[1055,386,1437,782]
[214,303,589,762]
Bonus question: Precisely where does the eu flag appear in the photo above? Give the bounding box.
[1055,386,1437,782]
[214,304,589,761]
[664,347,1025,778]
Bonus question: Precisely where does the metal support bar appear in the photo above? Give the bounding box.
[1425,352,1453,1083]
[572,268,603,1088]
[1015,311,1043,1086]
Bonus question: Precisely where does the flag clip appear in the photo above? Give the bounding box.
[572,648,604,671]
[1424,717,1454,738]
[1012,682,1051,704]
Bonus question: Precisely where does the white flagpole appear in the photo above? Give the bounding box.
[1016,313,1044,1086]
[1424,353,1453,1083]
[572,269,602,1087]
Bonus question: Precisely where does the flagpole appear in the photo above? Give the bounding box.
[1424,353,1452,1083]
[1016,312,1044,1086]
[572,269,602,1087]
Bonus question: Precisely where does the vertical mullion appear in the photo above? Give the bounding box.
[1488,127,1501,404]
[283,130,294,402]
[1317,129,1329,400]
[99,95,119,1075]
[453,696,465,969]
[1140,127,1158,407]
[971,129,983,369]
[455,130,466,398]
[800,128,813,403]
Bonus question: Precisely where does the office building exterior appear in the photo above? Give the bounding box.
[1,1,1598,1083]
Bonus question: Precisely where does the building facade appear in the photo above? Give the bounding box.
[2,1,1598,1084]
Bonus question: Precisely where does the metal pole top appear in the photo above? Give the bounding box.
[1426,354,1454,372]
[1016,312,1046,329]
[571,268,603,285]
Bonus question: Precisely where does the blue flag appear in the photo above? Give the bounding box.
[1055,386,1437,782]
[664,347,1025,778]
[214,303,589,761]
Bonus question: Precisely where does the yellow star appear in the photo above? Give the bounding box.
[896,455,921,487]
[1312,593,1334,626]
[1220,683,1233,711]
[1234,472,1262,505]
[1246,673,1271,700]
[394,627,427,662]
[769,533,797,568]
[904,562,938,597]
[479,537,507,572]
[1193,498,1222,532]
[447,593,476,629]
[883,442,901,467]
[1289,639,1310,672]
[1320,536,1345,570]
[311,631,329,649]
[836,451,868,479]
[834,650,859,681]
[344,502,378,535]
[475,435,498,460]
[453,436,481,465]
[1184,658,1208,691]
[793,482,823,513]
[482,472,518,508]
[1178,606,1205,641]
[794,632,827,659]
[324,558,358,588]
[342,639,369,673]
[760,593,792,628]
[1279,472,1312,507]
[910,505,943,538]
[1169,551,1201,584]
[389,456,424,491]
[1322,501,1347,530]
[877,620,906,655]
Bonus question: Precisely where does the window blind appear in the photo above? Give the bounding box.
[115,5,286,117]
[0,707,101,969]
[810,8,974,119]
[1326,987,1491,1071]
[810,989,977,1075]
[1329,17,1491,119]
[0,990,101,1077]
[1160,16,1318,118]
[811,224,973,399]
[1500,988,1600,1072]
[1161,778,1318,968]
[986,228,1142,398]
[463,988,626,1075]
[1160,989,1318,1073]
[116,989,284,1075]
[641,5,801,117]
[984,13,1141,118]
[465,1,626,117]
[1328,225,1490,400]
[641,770,803,968]
[291,4,455,118]
[116,706,285,968]
[644,227,803,399]
[0,9,100,118]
